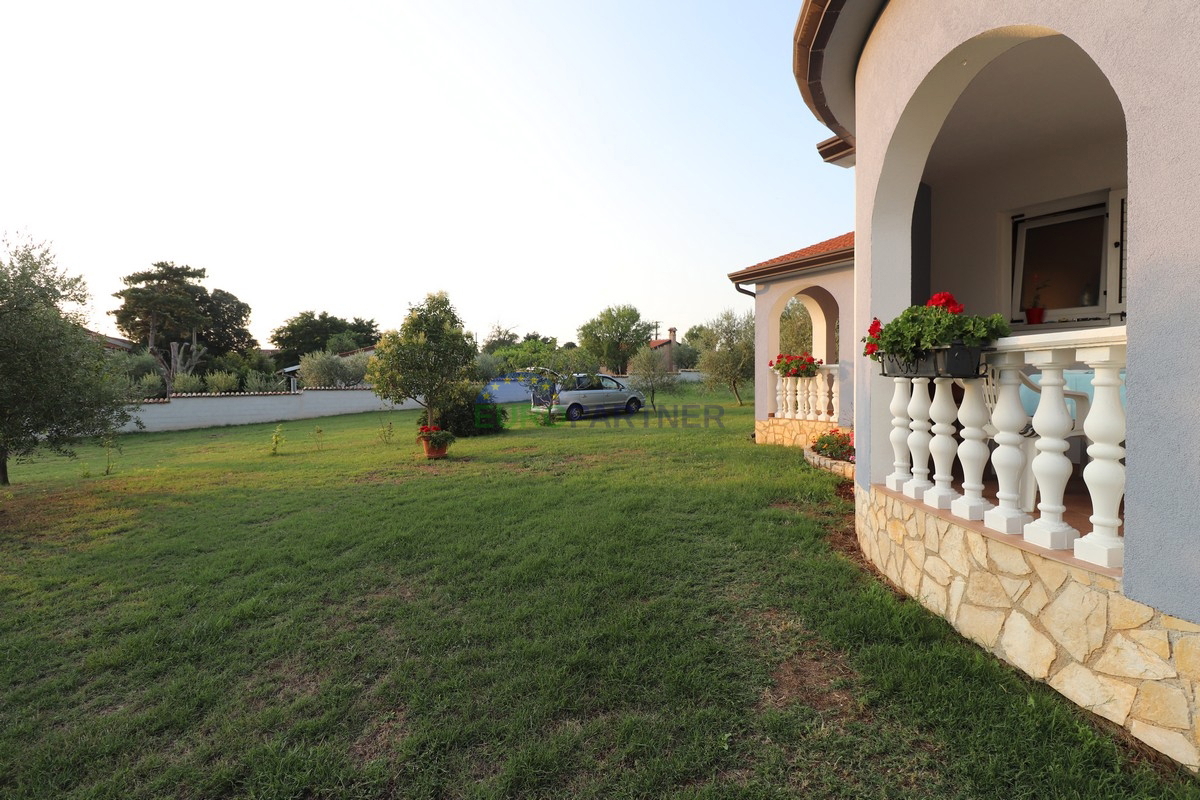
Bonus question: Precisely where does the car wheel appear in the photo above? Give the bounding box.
[625,398,642,413]
[566,404,584,421]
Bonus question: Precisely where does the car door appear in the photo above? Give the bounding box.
[598,376,625,413]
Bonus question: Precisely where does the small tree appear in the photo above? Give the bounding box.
[0,238,137,485]
[577,305,654,374]
[366,292,476,427]
[696,309,755,406]
[628,345,678,410]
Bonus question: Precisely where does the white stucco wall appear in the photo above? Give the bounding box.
[124,390,422,433]
[851,2,1200,621]
[753,262,855,424]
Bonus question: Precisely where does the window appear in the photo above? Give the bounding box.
[1010,189,1125,323]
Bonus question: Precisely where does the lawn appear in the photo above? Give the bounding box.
[1,389,1197,799]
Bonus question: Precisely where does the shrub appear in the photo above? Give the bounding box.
[297,350,342,388]
[172,372,204,393]
[244,371,285,393]
[812,428,854,462]
[136,372,165,399]
[418,381,507,437]
[341,351,370,387]
[205,370,240,393]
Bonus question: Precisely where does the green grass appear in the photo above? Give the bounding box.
[1,388,1197,799]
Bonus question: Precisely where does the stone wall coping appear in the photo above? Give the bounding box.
[872,484,1122,581]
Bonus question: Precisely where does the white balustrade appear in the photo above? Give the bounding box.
[951,377,993,520]
[783,376,797,419]
[984,352,1035,534]
[816,371,831,422]
[829,367,841,423]
[1022,350,1079,549]
[903,378,934,499]
[885,377,912,491]
[774,371,786,419]
[1074,344,1127,567]
[806,376,820,421]
[924,377,960,509]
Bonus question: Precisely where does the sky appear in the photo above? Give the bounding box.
[1,1,853,349]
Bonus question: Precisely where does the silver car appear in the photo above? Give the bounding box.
[531,373,645,421]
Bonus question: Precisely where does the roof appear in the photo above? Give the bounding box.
[727,232,854,285]
[648,339,673,349]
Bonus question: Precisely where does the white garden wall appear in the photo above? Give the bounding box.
[124,389,422,433]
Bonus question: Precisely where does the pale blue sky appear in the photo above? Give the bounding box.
[1,1,852,347]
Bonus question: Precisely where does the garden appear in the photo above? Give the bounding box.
[1,389,1197,799]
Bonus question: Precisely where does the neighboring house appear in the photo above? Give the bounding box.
[738,0,1200,769]
[647,327,679,372]
[86,330,135,352]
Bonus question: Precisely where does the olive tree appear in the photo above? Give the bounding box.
[696,309,755,406]
[628,345,678,410]
[0,239,137,485]
[366,292,475,427]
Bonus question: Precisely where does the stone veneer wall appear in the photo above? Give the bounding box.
[802,449,855,480]
[754,418,839,449]
[857,485,1200,770]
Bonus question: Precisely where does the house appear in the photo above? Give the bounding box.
[739,0,1200,769]
[647,327,679,372]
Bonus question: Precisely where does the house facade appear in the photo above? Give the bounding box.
[746,0,1200,769]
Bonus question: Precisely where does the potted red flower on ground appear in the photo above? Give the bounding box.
[416,425,456,459]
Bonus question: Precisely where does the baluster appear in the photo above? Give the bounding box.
[806,376,819,421]
[829,367,841,424]
[784,376,796,419]
[885,377,912,491]
[951,377,993,520]
[1023,351,1079,549]
[984,353,1034,534]
[903,378,933,500]
[923,377,960,508]
[1074,345,1126,567]
[774,371,785,419]
[816,370,830,422]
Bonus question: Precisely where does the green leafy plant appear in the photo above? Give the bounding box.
[417,380,508,437]
[311,425,324,451]
[172,372,205,394]
[861,292,1010,363]
[812,428,855,463]
[204,370,240,393]
[376,419,395,445]
[270,424,285,456]
[244,371,284,393]
[416,425,456,448]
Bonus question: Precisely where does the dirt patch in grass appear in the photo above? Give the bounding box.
[753,610,868,722]
[350,709,409,764]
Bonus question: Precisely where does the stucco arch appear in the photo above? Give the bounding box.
[861,24,1128,485]
[767,282,840,365]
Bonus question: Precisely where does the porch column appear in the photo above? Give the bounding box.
[984,353,1033,534]
[885,377,912,491]
[923,377,959,509]
[951,377,993,520]
[1023,350,1079,550]
[1074,345,1126,567]
[903,378,933,500]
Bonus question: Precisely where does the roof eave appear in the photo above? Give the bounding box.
[727,246,855,285]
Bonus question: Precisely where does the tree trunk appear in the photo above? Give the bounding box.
[732,383,743,406]
[0,447,9,486]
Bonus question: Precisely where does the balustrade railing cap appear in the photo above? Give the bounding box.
[989,325,1127,354]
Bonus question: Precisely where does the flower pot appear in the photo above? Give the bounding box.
[420,440,449,459]
[879,352,937,378]
[1025,307,1046,324]
[932,343,989,378]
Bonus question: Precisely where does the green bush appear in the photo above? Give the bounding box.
[172,372,204,394]
[418,381,507,437]
[244,371,285,393]
[205,370,240,393]
[136,372,165,399]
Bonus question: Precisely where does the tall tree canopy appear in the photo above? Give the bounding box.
[110,262,256,358]
[366,292,475,427]
[577,305,654,375]
[270,311,379,367]
[1,239,136,485]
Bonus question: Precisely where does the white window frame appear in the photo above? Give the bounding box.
[1008,188,1126,325]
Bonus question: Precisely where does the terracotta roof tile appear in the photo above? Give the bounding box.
[728,231,854,284]
[746,231,854,271]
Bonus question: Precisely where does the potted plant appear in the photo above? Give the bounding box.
[768,352,824,378]
[861,291,1010,378]
[1024,273,1051,324]
[416,424,456,459]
